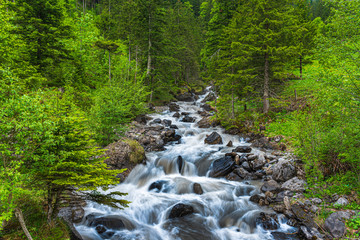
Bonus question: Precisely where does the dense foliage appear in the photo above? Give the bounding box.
[1,0,359,238]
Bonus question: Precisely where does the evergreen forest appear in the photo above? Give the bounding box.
[1,0,359,239]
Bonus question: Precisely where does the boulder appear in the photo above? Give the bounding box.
[299,226,323,240]
[226,141,233,147]
[88,215,125,230]
[334,197,349,206]
[104,138,145,180]
[252,153,266,170]
[169,103,180,112]
[271,232,300,240]
[251,137,278,150]
[168,203,194,219]
[250,194,263,204]
[176,92,195,102]
[181,115,196,123]
[209,156,235,178]
[233,146,252,153]
[170,124,178,129]
[173,112,180,118]
[256,212,280,230]
[193,183,203,195]
[324,211,352,239]
[153,118,162,124]
[181,112,190,116]
[204,132,223,145]
[261,180,281,193]
[226,172,242,181]
[281,177,306,192]
[149,180,170,193]
[241,161,252,172]
[291,204,317,229]
[272,159,296,182]
[235,167,251,179]
[163,119,172,127]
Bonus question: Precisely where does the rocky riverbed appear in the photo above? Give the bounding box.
[60,88,357,240]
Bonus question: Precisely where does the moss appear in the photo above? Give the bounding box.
[124,139,145,164]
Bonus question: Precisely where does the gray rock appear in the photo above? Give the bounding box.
[311,198,322,205]
[241,161,251,171]
[324,211,352,238]
[193,183,203,195]
[209,156,235,178]
[299,225,324,240]
[281,177,306,192]
[252,153,266,170]
[261,180,281,193]
[272,159,296,182]
[204,132,223,145]
[233,146,252,153]
[168,203,194,219]
[334,197,349,206]
[169,103,180,112]
[235,167,251,179]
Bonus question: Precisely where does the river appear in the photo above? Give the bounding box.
[75,89,295,240]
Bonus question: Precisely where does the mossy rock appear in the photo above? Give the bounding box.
[123,139,145,164]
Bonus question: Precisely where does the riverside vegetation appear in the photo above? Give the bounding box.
[0,0,359,239]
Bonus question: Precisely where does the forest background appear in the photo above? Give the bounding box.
[1,0,359,239]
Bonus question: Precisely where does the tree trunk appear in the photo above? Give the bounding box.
[128,37,131,81]
[231,66,235,119]
[299,55,303,80]
[135,45,138,83]
[109,51,111,85]
[15,208,33,240]
[146,6,152,77]
[263,52,270,114]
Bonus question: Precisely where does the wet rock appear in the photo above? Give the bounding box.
[272,159,296,182]
[299,225,323,240]
[176,92,195,102]
[169,103,180,112]
[252,153,266,170]
[173,112,180,118]
[181,115,196,123]
[271,232,300,240]
[163,119,172,127]
[104,138,145,180]
[89,216,125,230]
[201,104,213,112]
[291,204,317,229]
[234,185,256,196]
[197,116,216,128]
[149,180,170,193]
[135,114,148,124]
[226,141,233,147]
[249,194,263,204]
[261,180,281,193]
[235,167,251,179]
[201,92,216,103]
[95,225,107,234]
[204,132,223,145]
[193,183,203,195]
[241,161,252,172]
[324,211,352,239]
[168,203,194,219]
[254,170,265,178]
[225,152,237,158]
[71,207,85,223]
[153,118,162,124]
[226,172,242,181]
[170,124,178,129]
[233,146,252,153]
[334,197,349,206]
[177,156,184,173]
[209,156,235,178]
[181,112,190,116]
[281,177,306,192]
[256,212,280,230]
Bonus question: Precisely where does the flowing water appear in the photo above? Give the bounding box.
[76,89,295,240]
